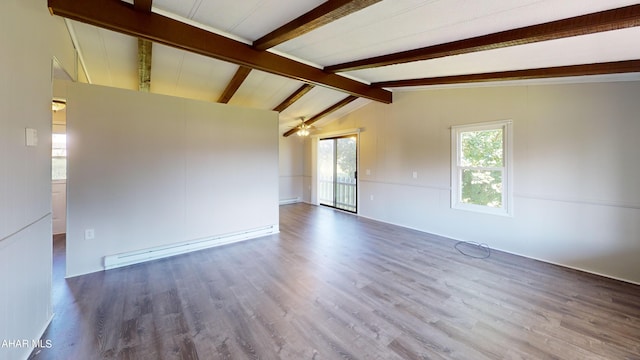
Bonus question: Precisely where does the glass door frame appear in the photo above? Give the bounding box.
[316,132,359,214]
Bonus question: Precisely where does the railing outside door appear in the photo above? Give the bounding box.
[318,136,357,213]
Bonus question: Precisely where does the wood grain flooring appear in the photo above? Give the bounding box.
[30,204,640,359]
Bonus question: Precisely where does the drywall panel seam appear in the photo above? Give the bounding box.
[515,192,640,210]
[359,179,451,191]
[0,213,51,244]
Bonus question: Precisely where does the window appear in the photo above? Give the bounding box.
[52,133,67,181]
[451,120,512,216]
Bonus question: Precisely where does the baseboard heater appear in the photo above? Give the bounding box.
[103,224,279,270]
[279,197,300,205]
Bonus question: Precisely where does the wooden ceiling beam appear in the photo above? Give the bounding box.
[283,95,358,137]
[133,0,152,12]
[137,38,152,92]
[218,66,252,103]
[47,0,392,104]
[253,0,382,51]
[326,4,640,73]
[134,0,153,92]
[373,60,640,88]
[272,84,315,112]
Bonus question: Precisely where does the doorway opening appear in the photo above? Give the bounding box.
[52,101,67,237]
[318,135,358,213]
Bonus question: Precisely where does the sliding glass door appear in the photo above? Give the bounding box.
[318,136,357,212]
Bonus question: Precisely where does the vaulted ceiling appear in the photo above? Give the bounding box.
[48,0,640,136]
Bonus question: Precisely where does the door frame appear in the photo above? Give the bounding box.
[310,128,360,214]
[318,135,358,213]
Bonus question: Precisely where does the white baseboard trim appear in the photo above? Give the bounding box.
[491,248,640,287]
[356,213,640,286]
[104,225,279,270]
[22,313,55,360]
[279,197,301,205]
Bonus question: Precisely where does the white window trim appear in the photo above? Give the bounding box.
[309,129,361,208]
[451,120,513,217]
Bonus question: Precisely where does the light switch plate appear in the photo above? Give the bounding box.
[25,128,38,147]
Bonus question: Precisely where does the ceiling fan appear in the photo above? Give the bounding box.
[289,117,319,137]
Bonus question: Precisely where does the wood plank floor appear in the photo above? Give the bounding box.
[31,203,640,359]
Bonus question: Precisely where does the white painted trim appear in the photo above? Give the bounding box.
[451,120,513,217]
[313,131,361,213]
[515,192,640,210]
[52,56,74,82]
[355,213,640,286]
[490,246,640,287]
[20,313,55,360]
[311,128,361,139]
[310,137,318,205]
[357,178,640,210]
[279,197,301,205]
[359,179,451,192]
[64,19,91,84]
[104,225,279,270]
[450,119,513,130]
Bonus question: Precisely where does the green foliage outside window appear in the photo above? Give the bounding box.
[336,137,357,179]
[460,129,503,207]
[461,169,502,207]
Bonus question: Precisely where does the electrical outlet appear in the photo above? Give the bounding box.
[85,229,95,240]
[413,171,418,179]
[370,195,374,201]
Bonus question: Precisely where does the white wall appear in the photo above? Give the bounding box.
[0,1,57,359]
[50,16,77,81]
[279,135,305,203]
[65,83,279,277]
[317,81,640,284]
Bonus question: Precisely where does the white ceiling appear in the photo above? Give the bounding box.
[62,0,640,131]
